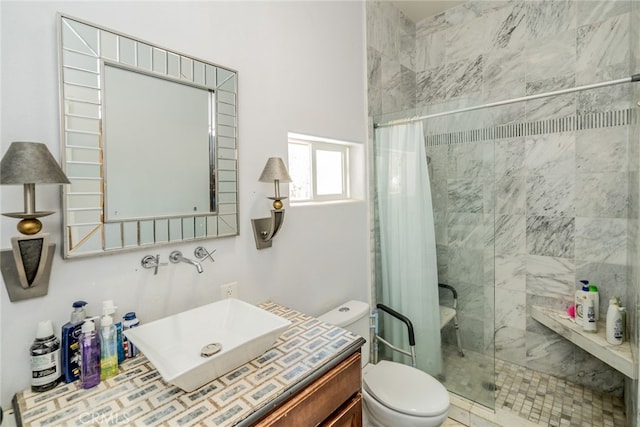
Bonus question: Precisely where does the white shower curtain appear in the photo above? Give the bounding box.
[374,121,442,376]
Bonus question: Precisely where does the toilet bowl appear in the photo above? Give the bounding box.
[318,300,450,427]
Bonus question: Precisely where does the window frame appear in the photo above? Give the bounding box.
[288,134,351,204]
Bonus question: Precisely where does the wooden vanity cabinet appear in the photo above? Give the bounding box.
[254,351,362,427]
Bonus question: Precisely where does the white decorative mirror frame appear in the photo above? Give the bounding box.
[58,15,238,258]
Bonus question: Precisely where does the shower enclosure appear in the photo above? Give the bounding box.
[367,1,639,425]
[371,74,639,424]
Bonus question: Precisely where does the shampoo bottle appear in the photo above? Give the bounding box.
[61,300,87,383]
[102,300,125,364]
[79,319,101,389]
[99,312,119,380]
[575,280,590,326]
[606,298,623,345]
[583,297,597,332]
[30,320,61,392]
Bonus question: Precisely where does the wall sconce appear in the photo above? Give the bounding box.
[0,141,70,302]
[251,157,292,249]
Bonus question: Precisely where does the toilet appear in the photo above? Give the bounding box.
[318,300,450,427]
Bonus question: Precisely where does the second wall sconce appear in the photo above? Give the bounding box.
[251,157,292,249]
[0,141,70,302]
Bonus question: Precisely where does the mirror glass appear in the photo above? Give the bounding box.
[59,15,238,257]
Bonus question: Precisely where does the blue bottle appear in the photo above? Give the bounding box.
[61,301,87,383]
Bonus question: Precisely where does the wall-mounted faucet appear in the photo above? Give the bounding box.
[141,254,168,275]
[169,251,203,274]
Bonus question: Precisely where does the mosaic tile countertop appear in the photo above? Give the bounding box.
[12,301,365,427]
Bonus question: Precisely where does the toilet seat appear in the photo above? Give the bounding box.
[363,360,449,417]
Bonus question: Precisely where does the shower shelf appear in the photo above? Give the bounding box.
[531,305,636,379]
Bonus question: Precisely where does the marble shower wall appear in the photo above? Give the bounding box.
[367,0,636,397]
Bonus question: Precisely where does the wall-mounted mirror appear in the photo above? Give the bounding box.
[58,15,238,258]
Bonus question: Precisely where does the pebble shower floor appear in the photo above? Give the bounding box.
[442,345,626,426]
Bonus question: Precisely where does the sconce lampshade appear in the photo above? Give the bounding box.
[0,141,70,235]
[0,141,70,185]
[258,157,292,183]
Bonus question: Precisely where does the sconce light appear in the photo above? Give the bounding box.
[251,157,292,249]
[0,141,70,302]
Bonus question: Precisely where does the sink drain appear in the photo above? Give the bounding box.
[201,343,222,357]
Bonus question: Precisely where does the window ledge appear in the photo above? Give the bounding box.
[290,199,364,208]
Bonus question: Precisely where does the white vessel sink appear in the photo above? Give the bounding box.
[123,298,291,391]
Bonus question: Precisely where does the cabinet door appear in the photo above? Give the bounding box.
[255,351,361,426]
[322,394,362,427]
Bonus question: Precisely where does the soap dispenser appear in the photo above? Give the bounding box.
[99,310,118,380]
[79,318,101,388]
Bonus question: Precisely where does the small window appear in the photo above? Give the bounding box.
[288,133,350,203]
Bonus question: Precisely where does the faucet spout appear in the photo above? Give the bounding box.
[169,251,204,273]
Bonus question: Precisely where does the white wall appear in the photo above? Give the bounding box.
[0,1,369,407]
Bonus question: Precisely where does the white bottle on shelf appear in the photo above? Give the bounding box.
[606,298,623,345]
[583,297,597,332]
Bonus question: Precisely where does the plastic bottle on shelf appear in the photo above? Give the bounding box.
[102,300,125,364]
[61,300,87,383]
[122,312,140,358]
[79,318,101,388]
[30,320,61,392]
[574,280,590,327]
[583,297,597,332]
[606,298,623,345]
[99,310,119,380]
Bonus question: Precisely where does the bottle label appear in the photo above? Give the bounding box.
[614,318,623,339]
[31,350,61,386]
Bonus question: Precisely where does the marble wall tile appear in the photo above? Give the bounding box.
[525,92,576,122]
[445,15,489,64]
[484,1,527,52]
[573,347,625,396]
[526,216,575,258]
[577,0,631,26]
[495,326,527,367]
[576,126,628,173]
[448,142,494,179]
[525,254,575,300]
[524,132,575,175]
[576,64,633,112]
[576,13,630,76]
[446,56,484,100]
[483,48,525,100]
[526,173,575,217]
[495,137,525,176]
[575,172,628,218]
[525,329,576,379]
[495,215,526,255]
[445,2,483,27]
[415,11,448,38]
[381,59,415,113]
[366,1,384,53]
[525,0,577,41]
[380,1,401,63]
[574,217,627,265]
[415,30,446,71]
[496,175,526,214]
[495,288,526,329]
[367,47,382,117]
[448,212,491,250]
[524,29,576,83]
[416,65,448,104]
[448,179,485,213]
[447,247,485,284]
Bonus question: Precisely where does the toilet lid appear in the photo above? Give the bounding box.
[363,360,449,417]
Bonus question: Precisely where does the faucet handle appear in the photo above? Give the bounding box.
[141,254,167,275]
[194,246,216,263]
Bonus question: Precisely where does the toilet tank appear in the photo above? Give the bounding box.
[317,300,370,365]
